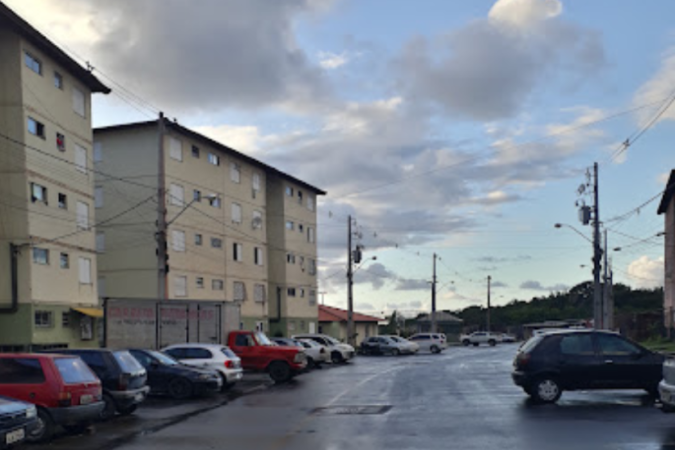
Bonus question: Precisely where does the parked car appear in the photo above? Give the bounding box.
[0,396,38,447]
[501,334,517,343]
[292,334,355,364]
[460,331,503,346]
[360,336,399,356]
[512,329,664,404]
[659,357,675,412]
[0,353,104,442]
[55,349,149,420]
[271,337,304,348]
[227,331,306,383]
[162,343,243,389]
[127,349,221,399]
[296,339,330,368]
[408,333,447,354]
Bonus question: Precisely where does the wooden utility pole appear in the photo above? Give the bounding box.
[347,215,354,346]
[156,113,168,300]
[592,162,602,329]
[431,253,437,333]
[487,275,491,332]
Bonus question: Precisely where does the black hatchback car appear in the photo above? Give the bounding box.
[55,350,149,420]
[127,349,221,399]
[512,330,665,403]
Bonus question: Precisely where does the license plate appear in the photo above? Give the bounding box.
[134,393,144,402]
[6,428,24,445]
[80,394,94,405]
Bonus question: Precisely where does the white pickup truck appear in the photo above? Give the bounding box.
[460,331,502,347]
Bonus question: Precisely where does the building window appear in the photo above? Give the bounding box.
[76,201,89,230]
[32,248,49,265]
[212,279,224,291]
[299,288,305,298]
[170,183,184,205]
[211,237,222,248]
[61,311,70,327]
[96,232,105,253]
[287,287,296,297]
[169,136,182,161]
[94,142,102,162]
[56,132,65,151]
[58,193,67,209]
[30,183,47,204]
[309,290,317,306]
[286,221,294,230]
[298,224,304,233]
[208,195,220,208]
[60,253,69,269]
[24,51,41,74]
[27,117,45,138]
[230,163,241,183]
[299,256,305,268]
[195,234,203,246]
[252,173,260,193]
[193,189,201,202]
[233,243,243,262]
[72,87,86,117]
[174,275,187,297]
[252,210,262,230]
[196,277,204,289]
[94,186,103,208]
[78,257,92,284]
[191,145,200,158]
[285,186,293,197]
[231,203,242,224]
[172,230,186,252]
[307,197,314,211]
[309,259,316,275]
[254,284,266,303]
[54,71,63,89]
[208,153,219,166]
[34,311,53,328]
[298,190,303,204]
[287,253,295,264]
[74,144,87,173]
[233,281,246,301]
[254,247,264,266]
[308,227,315,243]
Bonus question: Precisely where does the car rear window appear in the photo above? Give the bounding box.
[55,357,98,384]
[220,348,237,359]
[519,336,543,354]
[113,351,144,373]
[0,358,45,384]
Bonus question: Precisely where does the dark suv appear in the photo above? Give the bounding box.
[55,350,149,419]
[0,396,38,448]
[512,329,664,403]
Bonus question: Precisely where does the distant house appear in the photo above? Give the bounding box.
[658,169,675,330]
[318,305,381,345]
[416,312,463,342]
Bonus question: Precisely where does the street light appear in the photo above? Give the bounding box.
[554,223,593,244]
[353,256,377,274]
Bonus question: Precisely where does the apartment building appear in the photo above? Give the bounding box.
[94,119,324,334]
[0,3,110,350]
[267,172,322,337]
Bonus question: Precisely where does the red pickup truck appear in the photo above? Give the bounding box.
[226,331,307,383]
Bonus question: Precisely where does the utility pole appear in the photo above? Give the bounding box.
[156,112,168,300]
[431,253,437,333]
[602,228,610,330]
[592,162,603,329]
[487,275,491,332]
[347,215,354,346]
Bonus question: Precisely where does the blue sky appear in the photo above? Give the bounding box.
[8,0,675,317]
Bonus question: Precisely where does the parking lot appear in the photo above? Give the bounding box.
[25,345,675,450]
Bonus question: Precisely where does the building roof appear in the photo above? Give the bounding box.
[0,1,110,94]
[318,305,381,323]
[658,169,675,215]
[95,119,326,196]
[416,311,463,323]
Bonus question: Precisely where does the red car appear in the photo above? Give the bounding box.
[0,354,104,442]
[227,331,307,382]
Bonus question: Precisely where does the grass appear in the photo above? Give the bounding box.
[640,337,675,354]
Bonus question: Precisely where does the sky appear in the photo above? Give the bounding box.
[7,0,675,318]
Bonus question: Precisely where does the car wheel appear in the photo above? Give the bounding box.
[472,342,479,347]
[462,340,470,346]
[168,377,193,400]
[27,408,53,442]
[218,373,230,392]
[268,361,292,383]
[100,393,116,421]
[391,348,400,356]
[488,340,496,347]
[530,377,562,404]
[430,345,440,354]
[118,404,138,416]
[331,351,344,364]
[645,385,660,399]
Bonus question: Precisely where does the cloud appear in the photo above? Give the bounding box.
[318,51,349,69]
[633,47,675,126]
[520,280,569,292]
[627,256,664,289]
[491,281,509,288]
[355,302,375,311]
[353,263,396,290]
[659,172,671,186]
[475,255,532,263]
[470,191,522,206]
[395,279,430,291]
[195,124,270,155]
[392,0,605,121]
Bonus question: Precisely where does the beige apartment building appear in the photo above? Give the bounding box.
[94,119,324,334]
[0,3,110,350]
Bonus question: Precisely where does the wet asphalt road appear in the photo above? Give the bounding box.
[35,345,675,450]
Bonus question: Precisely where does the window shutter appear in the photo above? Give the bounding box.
[254,284,266,303]
[309,290,317,306]
[72,87,85,117]
[252,173,260,191]
[230,163,240,183]
[78,257,91,284]
[169,136,183,161]
[174,276,187,297]
[232,203,242,223]
[74,145,87,173]
[233,281,246,301]
[93,142,103,162]
[76,202,89,229]
[170,183,184,205]
[172,230,186,252]
[94,187,103,208]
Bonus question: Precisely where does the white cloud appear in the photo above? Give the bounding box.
[194,124,269,155]
[520,280,569,292]
[318,51,349,69]
[488,0,562,30]
[659,172,671,186]
[627,256,664,288]
[633,48,675,126]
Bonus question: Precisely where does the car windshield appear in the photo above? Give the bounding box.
[55,357,98,384]
[254,332,274,346]
[149,350,179,366]
[326,337,341,345]
[389,336,404,342]
[113,351,144,373]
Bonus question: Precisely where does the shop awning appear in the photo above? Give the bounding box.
[72,307,104,318]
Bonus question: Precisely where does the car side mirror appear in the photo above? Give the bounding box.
[150,361,159,368]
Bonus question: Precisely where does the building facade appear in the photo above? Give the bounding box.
[318,305,380,345]
[658,169,675,330]
[94,119,324,335]
[0,3,110,350]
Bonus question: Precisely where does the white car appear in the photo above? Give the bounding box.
[162,343,243,390]
[386,335,419,354]
[292,334,355,363]
[297,339,330,368]
[408,333,448,354]
[460,332,502,347]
